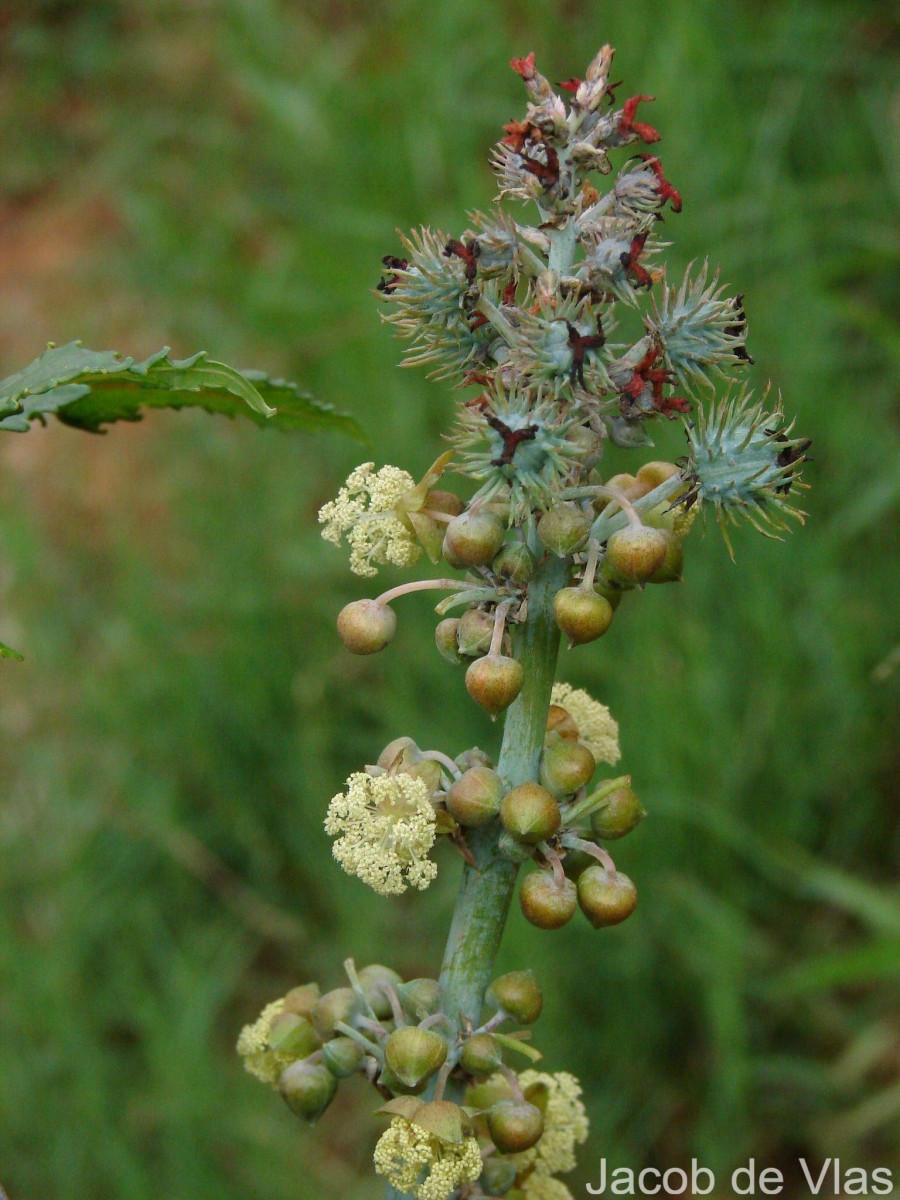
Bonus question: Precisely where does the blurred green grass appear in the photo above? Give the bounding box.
[0,1,897,1197]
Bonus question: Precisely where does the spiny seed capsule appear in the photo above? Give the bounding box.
[311,987,360,1042]
[492,541,536,585]
[486,970,543,1025]
[443,509,505,567]
[385,1026,448,1088]
[278,1061,338,1122]
[577,864,638,928]
[322,1035,365,1078]
[519,869,578,930]
[282,982,320,1019]
[553,587,614,645]
[590,783,646,840]
[465,654,524,718]
[459,1032,503,1077]
[537,504,591,557]
[336,599,396,654]
[268,1012,321,1058]
[540,740,596,795]
[446,765,504,827]
[487,1100,545,1153]
[457,608,495,656]
[500,782,561,844]
[604,526,668,584]
[435,617,464,664]
[357,963,403,1019]
[646,529,684,584]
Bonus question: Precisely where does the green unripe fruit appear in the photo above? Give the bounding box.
[604,526,668,584]
[491,541,536,585]
[435,617,464,664]
[459,1032,503,1076]
[465,654,524,718]
[446,765,504,827]
[279,1061,338,1122]
[480,1157,518,1196]
[537,504,591,556]
[311,987,360,1042]
[398,978,442,1020]
[540,740,596,795]
[268,1012,321,1058]
[577,864,638,927]
[553,587,614,645]
[385,1026,448,1088]
[646,530,684,584]
[443,509,505,567]
[282,982,320,1019]
[590,782,646,840]
[500,782,561,844]
[519,869,578,930]
[322,1036,365,1078]
[357,963,403,1019]
[336,599,396,654]
[457,608,494,657]
[486,970,543,1025]
[487,1100,545,1153]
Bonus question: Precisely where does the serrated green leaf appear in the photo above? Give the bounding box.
[0,341,362,438]
[0,640,24,661]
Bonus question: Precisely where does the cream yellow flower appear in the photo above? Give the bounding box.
[318,462,421,577]
[550,683,620,765]
[324,772,438,896]
[520,1175,576,1200]
[507,1071,589,1178]
[374,1117,483,1200]
[235,998,290,1086]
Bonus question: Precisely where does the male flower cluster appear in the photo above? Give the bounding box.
[373,1117,483,1200]
[550,683,621,766]
[317,461,421,577]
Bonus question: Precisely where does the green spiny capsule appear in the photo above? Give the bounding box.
[519,869,578,930]
[435,617,464,664]
[553,587,614,645]
[537,504,591,557]
[311,987,360,1042]
[487,1100,545,1153]
[322,1036,365,1078]
[500,782,561,844]
[384,1026,448,1088]
[465,654,524,718]
[459,1032,503,1077]
[278,1061,338,1122]
[357,964,403,1019]
[446,765,504,827]
[267,1012,321,1058]
[577,864,638,928]
[486,970,543,1025]
[443,509,505,567]
[457,608,495,656]
[590,782,646,840]
[540,740,596,795]
[397,978,442,1020]
[491,541,536,585]
[604,526,668,584]
[336,599,396,654]
[282,982,320,1020]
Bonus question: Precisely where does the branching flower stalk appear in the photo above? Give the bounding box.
[238,44,809,1200]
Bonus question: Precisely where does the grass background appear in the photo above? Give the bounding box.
[0,1,897,1197]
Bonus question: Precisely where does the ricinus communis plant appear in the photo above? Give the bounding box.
[237,44,809,1200]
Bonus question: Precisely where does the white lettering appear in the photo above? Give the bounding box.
[691,1161,715,1196]
[637,1168,661,1195]
[610,1166,635,1194]
[799,1159,832,1195]
[586,1159,608,1195]
[662,1167,687,1194]
[732,1160,756,1195]
[759,1167,784,1194]
[871,1168,893,1195]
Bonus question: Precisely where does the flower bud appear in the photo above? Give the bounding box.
[336,599,396,654]
[465,1073,514,1111]
[268,1012,321,1058]
[487,1100,545,1153]
[540,740,596,795]
[322,1035,365,1078]
[492,541,537,585]
[455,747,493,772]
[602,471,653,501]
[646,529,684,584]
[311,987,361,1042]
[282,982,320,1019]
[378,1064,428,1096]
[635,460,680,490]
[398,978,442,1020]
[425,488,464,517]
[603,526,668,584]
[500,782,561,844]
[435,617,464,664]
[519,869,577,930]
[457,608,494,657]
[593,575,630,609]
[537,504,591,557]
[553,588,614,645]
[446,765,504,827]
[357,964,403,1019]
[459,1032,503,1077]
[562,846,595,879]
[480,1157,518,1196]
[486,970,543,1024]
[385,1026,448,1088]
[577,864,638,927]
[279,1061,338,1122]
[443,509,505,567]
[465,654,524,718]
[590,782,646,840]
